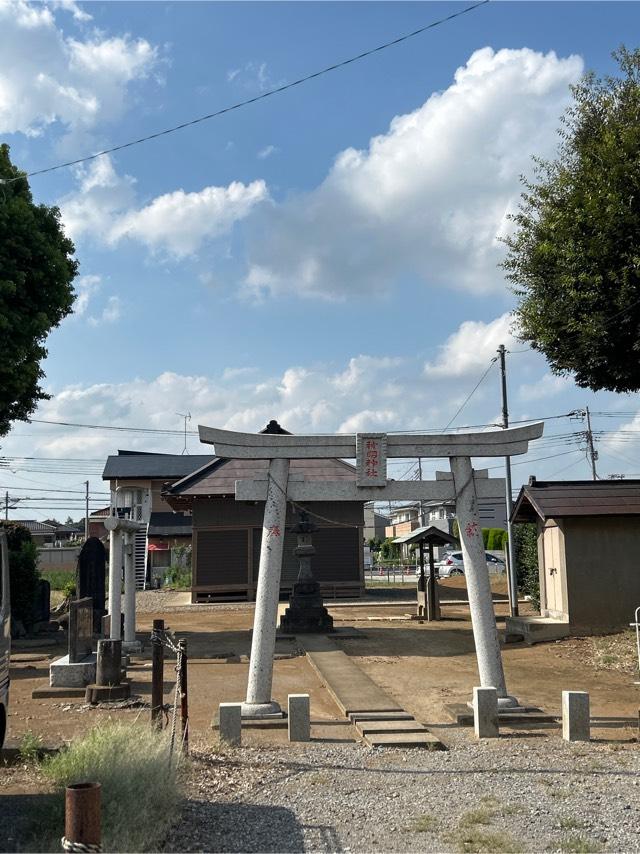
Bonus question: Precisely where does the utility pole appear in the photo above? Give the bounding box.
[417,458,425,526]
[4,491,7,521]
[497,344,518,618]
[85,480,90,541]
[585,406,598,481]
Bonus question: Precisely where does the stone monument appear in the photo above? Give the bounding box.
[76,537,106,633]
[280,512,333,634]
[50,597,97,688]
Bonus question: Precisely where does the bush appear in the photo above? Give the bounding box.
[35,722,184,852]
[164,565,192,589]
[0,521,40,628]
[40,570,75,592]
[513,523,540,609]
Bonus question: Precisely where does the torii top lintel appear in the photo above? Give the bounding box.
[198,422,544,460]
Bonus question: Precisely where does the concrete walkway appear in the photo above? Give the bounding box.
[299,634,402,716]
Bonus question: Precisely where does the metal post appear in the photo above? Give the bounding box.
[498,344,519,618]
[242,457,290,717]
[427,540,440,621]
[4,491,7,521]
[179,638,188,754]
[84,480,89,542]
[64,782,101,852]
[450,455,518,708]
[151,618,164,729]
[123,532,136,649]
[108,529,122,641]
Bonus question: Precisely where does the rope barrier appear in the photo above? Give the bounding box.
[148,628,185,760]
[61,837,102,853]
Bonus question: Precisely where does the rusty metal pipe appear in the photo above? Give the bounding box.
[64,782,101,850]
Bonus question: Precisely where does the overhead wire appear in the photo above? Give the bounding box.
[1,0,490,183]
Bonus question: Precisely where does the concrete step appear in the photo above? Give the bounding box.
[356,719,427,736]
[363,731,446,750]
[505,616,570,645]
[349,711,414,723]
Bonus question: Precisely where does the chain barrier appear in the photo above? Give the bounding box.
[149,628,185,761]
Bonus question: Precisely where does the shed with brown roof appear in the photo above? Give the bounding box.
[507,478,640,641]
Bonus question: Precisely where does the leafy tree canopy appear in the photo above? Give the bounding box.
[503,47,640,393]
[0,145,77,436]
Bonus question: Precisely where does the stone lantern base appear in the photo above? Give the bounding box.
[280,578,334,634]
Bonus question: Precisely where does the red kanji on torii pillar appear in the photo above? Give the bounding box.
[199,422,544,718]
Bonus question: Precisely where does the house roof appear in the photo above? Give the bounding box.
[15,520,57,534]
[511,479,640,522]
[148,512,192,537]
[165,456,357,506]
[102,450,216,481]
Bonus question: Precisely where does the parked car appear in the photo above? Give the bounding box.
[437,551,506,577]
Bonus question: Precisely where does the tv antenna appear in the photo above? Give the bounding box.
[177,412,192,455]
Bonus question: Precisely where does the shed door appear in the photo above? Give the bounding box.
[543,525,563,616]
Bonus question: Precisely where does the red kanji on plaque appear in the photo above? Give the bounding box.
[267,525,281,538]
[465,521,480,538]
[356,433,387,487]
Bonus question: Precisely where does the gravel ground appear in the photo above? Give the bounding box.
[165,730,640,853]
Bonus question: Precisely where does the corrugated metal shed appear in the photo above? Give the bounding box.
[512,479,640,522]
[102,451,215,480]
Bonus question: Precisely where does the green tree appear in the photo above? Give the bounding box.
[0,145,77,436]
[513,522,540,610]
[0,521,41,628]
[503,48,640,392]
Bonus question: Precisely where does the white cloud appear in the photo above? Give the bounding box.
[60,156,267,255]
[425,313,517,378]
[73,273,101,316]
[227,61,282,92]
[243,47,583,300]
[519,372,571,402]
[109,180,269,256]
[257,145,278,160]
[89,296,121,326]
[59,156,137,241]
[0,0,158,138]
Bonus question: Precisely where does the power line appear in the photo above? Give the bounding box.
[442,359,498,432]
[2,1,490,184]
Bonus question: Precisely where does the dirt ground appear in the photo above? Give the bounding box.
[5,578,638,751]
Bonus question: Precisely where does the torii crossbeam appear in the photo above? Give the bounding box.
[199,422,543,717]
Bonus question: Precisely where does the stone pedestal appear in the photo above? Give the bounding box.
[50,653,97,688]
[279,514,333,635]
[562,691,590,742]
[288,694,311,742]
[473,686,499,738]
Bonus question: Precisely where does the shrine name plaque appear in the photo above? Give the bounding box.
[356,433,387,487]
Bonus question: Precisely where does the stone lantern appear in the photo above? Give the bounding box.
[279,511,333,634]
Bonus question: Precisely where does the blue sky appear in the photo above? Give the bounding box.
[2,0,640,520]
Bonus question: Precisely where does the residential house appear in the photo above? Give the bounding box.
[101,450,215,587]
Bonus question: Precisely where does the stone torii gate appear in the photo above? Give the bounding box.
[199,422,544,718]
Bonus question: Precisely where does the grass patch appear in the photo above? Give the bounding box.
[410,814,438,833]
[40,569,76,594]
[19,730,44,763]
[559,817,585,831]
[558,835,603,853]
[451,829,519,853]
[24,722,183,852]
[459,806,496,827]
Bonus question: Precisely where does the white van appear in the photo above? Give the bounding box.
[0,531,10,748]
